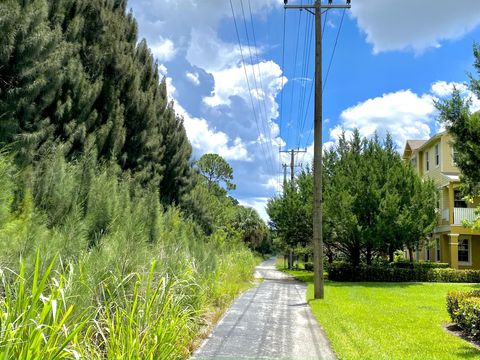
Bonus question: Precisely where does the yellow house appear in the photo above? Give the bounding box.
[402,132,480,269]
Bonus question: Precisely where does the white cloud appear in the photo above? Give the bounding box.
[150,37,177,62]
[338,90,436,148]
[431,81,468,97]
[203,60,286,152]
[238,197,270,223]
[351,0,480,53]
[158,64,168,76]
[430,80,480,112]
[175,104,251,162]
[185,71,200,86]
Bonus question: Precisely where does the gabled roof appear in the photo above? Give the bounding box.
[403,139,427,159]
[406,140,427,151]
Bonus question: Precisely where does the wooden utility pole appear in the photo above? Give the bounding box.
[284,0,351,299]
[280,148,307,185]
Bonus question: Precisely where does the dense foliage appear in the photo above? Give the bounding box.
[436,43,480,229]
[447,290,480,339]
[267,131,437,266]
[329,261,480,282]
[0,0,269,358]
[0,0,190,202]
[0,151,259,358]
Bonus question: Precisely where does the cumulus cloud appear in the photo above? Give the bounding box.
[351,0,480,53]
[338,89,435,148]
[150,37,177,61]
[185,71,200,86]
[129,0,278,70]
[430,80,480,112]
[175,104,251,161]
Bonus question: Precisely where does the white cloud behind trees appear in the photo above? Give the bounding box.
[128,0,480,221]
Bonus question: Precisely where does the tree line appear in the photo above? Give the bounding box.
[0,0,269,252]
[267,131,438,267]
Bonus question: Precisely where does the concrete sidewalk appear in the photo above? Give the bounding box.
[192,258,336,360]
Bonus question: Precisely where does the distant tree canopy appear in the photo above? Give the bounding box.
[0,0,191,204]
[267,130,437,266]
[436,42,480,229]
[195,153,236,195]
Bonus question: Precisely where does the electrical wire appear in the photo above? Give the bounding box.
[229,0,275,174]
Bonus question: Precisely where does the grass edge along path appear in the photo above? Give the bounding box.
[190,255,265,353]
[277,260,480,360]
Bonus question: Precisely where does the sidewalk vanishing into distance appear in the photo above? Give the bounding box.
[192,258,336,360]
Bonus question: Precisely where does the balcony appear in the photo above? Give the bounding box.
[453,208,477,225]
[441,208,477,225]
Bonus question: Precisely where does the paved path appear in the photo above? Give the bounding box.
[192,258,336,360]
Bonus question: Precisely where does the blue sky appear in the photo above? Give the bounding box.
[128,0,480,220]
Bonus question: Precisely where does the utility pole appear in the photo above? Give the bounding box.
[284,0,351,299]
[282,163,288,192]
[279,148,307,184]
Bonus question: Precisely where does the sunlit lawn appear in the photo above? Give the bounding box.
[282,265,480,359]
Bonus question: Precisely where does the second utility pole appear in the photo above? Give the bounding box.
[284,0,351,299]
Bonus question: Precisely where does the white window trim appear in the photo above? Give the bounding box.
[426,151,430,172]
[452,147,457,166]
[435,144,440,168]
[458,236,472,266]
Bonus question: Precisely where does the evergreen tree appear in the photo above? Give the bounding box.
[0,0,193,205]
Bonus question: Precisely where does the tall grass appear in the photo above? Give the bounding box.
[0,149,258,359]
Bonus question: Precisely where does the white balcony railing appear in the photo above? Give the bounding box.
[453,207,477,225]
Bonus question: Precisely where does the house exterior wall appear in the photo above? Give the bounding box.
[441,133,458,174]
[403,132,480,269]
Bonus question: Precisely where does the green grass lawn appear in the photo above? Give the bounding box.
[283,267,480,359]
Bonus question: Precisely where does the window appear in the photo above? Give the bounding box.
[411,156,417,167]
[458,238,470,264]
[426,151,430,171]
[436,238,440,262]
[454,190,467,208]
[452,146,458,166]
[427,248,430,261]
[435,144,440,166]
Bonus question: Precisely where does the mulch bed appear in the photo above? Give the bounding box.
[444,323,480,350]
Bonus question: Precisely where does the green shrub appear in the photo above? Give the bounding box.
[447,290,480,338]
[329,262,480,283]
[304,262,314,271]
[392,260,449,269]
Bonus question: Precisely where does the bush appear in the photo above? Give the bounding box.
[447,290,480,339]
[304,262,314,271]
[329,261,480,283]
[392,260,449,269]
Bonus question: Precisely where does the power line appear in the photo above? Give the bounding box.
[296,12,314,149]
[244,0,277,170]
[285,6,303,147]
[229,0,275,174]
[324,8,346,91]
[303,8,346,152]
[279,9,286,146]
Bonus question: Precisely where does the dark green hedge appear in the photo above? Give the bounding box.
[447,290,480,338]
[392,260,449,269]
[328,262,480,282]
